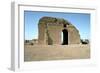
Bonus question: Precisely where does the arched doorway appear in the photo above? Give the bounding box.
[62,29,68,45]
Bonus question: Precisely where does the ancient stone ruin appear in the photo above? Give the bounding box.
[38,16,81,45]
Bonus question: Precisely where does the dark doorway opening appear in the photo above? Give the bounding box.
[62,29,68,45]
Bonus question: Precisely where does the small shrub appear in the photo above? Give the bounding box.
[30,42,34,45]
[25,40,29,43]
[81,39,89,44]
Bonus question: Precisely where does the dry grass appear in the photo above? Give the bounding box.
[24,44,90,61]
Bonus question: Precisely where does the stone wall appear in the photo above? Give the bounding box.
[68,25,81,44]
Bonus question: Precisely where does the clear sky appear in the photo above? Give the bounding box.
[24,11,90,40]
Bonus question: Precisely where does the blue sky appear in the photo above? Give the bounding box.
[24,11,90,40]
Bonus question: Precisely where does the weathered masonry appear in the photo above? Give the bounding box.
[38,17,81,45]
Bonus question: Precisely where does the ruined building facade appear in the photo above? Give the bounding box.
[38,17,81,45]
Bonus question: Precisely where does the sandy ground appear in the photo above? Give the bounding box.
[24,44,90,61]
